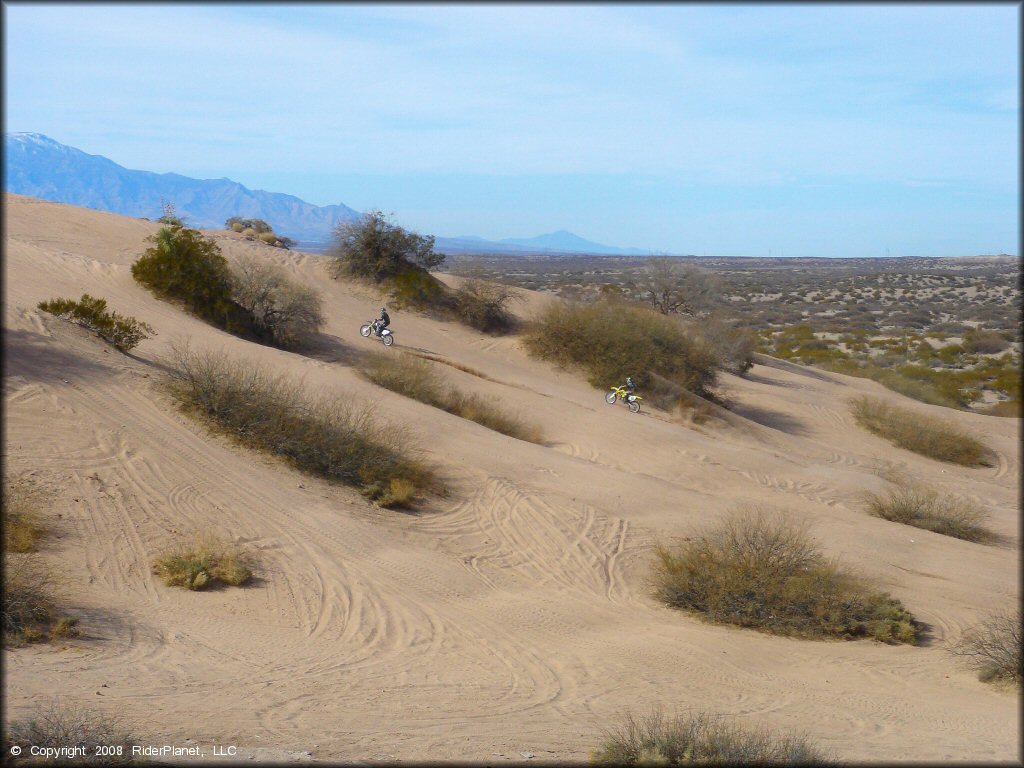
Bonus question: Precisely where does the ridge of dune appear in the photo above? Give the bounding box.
[3,194,1019,763]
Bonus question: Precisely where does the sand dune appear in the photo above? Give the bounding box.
[3,193,1019,762]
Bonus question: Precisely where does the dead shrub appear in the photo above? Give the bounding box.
[3,479,45,553]
[850,396,991,466]
[452,277,520,333]
[950,609,1021,686]
[2,556,79,645]
[651,508,917,643]
[591,707,829,765]
[4,700,134,764]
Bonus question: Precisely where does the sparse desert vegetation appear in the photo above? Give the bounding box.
[359,351,543,443]
[3,479,45,553]
[37,294,154,353]
[4,701,134,764]
[651,508,917,643]
[152,536,254,590]
[225,216,296,249]
[228,253,324,348]
[863,482,995,543]
[950,609,1022,686]
[163,342,438,507]
[3,556,79,645]
[850,396,991,466]
[524,297,720,406]
[591,708,829,766]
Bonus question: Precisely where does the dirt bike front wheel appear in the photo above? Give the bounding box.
[382,334,394,346]
[628,399,640,413]
[605,391,617,404]
[359,324,372,337]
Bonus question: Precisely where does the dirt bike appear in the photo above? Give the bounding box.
[359,320,395,346]
[606,385,642,413]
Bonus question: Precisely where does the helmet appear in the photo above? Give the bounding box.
[380,307,386,313]
[626,376,634,384]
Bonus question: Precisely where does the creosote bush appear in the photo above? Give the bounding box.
[360,352,543,443]
[524,297,720,402]
[950,609,1021,686]
[164,342,438,508]
[225,217,296,249]
[4,701,134,764]
[850,396,991,466]
[651,508,917,643]
[228,254,324,348]
[591,708,829,766]
[863,482,995,543]
[152,537,254,590]
[38,294,154,353]
[452,278,520,333]
[329,210,444,281]
[3,555,79,645]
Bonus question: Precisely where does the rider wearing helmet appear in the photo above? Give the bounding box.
[374,307,391,337]
[622,376,637,401]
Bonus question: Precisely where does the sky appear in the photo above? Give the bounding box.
[3,2,1019,257]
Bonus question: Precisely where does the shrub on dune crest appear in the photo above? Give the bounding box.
[651,508,917,643]
[591,708,830,765]
[850,396,991,466]
[163,342,438,507]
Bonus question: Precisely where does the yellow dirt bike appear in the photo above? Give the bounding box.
[606,385,642,413]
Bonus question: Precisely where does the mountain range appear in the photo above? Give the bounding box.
[3,133,648,255]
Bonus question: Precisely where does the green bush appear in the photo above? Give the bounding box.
[132,225,262,339]
[329,210,444,281]
[38,294,154,353]
[524,297,719,400]
[850,396,991,466]
[591,708,829,765]
[164,343,439,508]
[651,508,917,643]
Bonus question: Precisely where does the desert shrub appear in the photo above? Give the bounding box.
[37,294,154,353]
[158,200,183,227]
[360,352,543,443]
[950,609,1021,685]
[651,508,917,643]
[452,278,520,333]
[591,708,829,765]
[329,210,444,281]
[164,342,438,507]
[524,297,719,399]
[4,701,134,764]
[152,536,254,590]
[228,254,324,348]
[691,315,756,375]
[3,556,79,644]
[850,396,991,466]
[3,479,45,553]
[979,399,1023,418]
[631,257,722,316]
[863,482,995,543]
[132,225,263,339]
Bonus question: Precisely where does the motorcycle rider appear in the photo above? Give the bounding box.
[622,376,637,400]
[373,307,391,337]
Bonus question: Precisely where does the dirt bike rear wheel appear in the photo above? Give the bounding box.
[628,399,640,413]
[382,334,394,346]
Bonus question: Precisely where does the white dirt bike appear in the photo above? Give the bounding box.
[360,320,395,346]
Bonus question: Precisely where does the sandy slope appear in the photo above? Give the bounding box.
[3,193,1020,763]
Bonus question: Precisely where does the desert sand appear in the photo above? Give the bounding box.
[3,193,1019,763]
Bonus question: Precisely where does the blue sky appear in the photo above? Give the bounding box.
[3,3,1019,256]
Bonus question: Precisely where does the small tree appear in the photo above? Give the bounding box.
[453,277,520,333]
[631,257,721,317]
[158,200,184,227]
[329,210,444,281]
